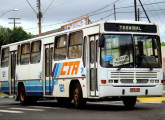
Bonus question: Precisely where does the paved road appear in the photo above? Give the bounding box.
[0,98,165,120]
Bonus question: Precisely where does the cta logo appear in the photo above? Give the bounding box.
[60,61,80,76]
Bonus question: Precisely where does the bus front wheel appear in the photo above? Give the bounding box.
[122,96,137,109]
[72,83,86,108]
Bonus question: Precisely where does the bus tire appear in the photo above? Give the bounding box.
[72,83,86,108]
[122,96,137,109]
[19,85,28,105]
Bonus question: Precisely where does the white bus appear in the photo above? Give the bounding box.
[0,21,163,108]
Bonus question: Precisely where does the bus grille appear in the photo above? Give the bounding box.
[110,71,157,84]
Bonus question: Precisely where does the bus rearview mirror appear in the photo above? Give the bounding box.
[99,35,105,47]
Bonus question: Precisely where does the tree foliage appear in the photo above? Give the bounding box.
[161,42,165,46]
[0,26,33,48]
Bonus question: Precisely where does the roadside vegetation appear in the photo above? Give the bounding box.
[0,26,33,48]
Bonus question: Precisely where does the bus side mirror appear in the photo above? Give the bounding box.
[99,35,105,47]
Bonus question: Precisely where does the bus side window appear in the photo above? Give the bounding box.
[17,45,20,65]
[31,41,41,64]
[68,31,83,59]
[21,43,30,65]
[54,35,67,60]
[1,48,9,67]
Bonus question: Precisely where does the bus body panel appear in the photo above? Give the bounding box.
[51,59,88,98]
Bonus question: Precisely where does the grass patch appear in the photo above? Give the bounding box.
[0,93,9,97]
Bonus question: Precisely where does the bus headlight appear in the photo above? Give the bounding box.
[150,80,154,83]
[155,80,159,83]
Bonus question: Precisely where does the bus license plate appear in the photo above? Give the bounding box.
[130,88,140,92]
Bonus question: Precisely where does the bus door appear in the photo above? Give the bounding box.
[89,35,99,97]
[11,51,17,95]
[45,44,53,95]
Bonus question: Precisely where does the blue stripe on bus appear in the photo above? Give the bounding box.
[25,86,43,91]
[54,63,60,78]
[1,82,9,94]
[57,63,62,78]
[26,92,43,96]
[1,87,9,91]
[51,63,62,92]
[52,63,57,77]
[1,82,9,87]
[23,80,43,86]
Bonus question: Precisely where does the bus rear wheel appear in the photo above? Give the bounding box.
[72,83,86,108]
[19,85,28,105]
[122,96,137,109]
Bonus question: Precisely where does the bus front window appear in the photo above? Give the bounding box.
[100,35,134,68]
[134,35,161,68]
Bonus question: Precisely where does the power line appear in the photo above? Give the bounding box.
[43,0,55,14]
[26,0,37,15]
[25,0,165,31]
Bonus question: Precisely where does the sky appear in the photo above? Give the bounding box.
[0,0,165,41]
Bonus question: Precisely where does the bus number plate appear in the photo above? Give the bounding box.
[130,88,140,92]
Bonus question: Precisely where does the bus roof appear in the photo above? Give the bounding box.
[1,20,157,48]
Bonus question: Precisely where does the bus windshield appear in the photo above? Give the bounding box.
[134,35,161,68]
[100,34,161,68]
[100,34,134,68]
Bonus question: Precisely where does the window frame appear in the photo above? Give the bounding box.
[30,40,41,64]
[54,34,67,61]
[1,47,9,68]
[17,45,20,65]
[68,31,83,59]
[83,37,87,67]
[20,42,30,65]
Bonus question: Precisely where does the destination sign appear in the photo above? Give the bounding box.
[104,23,157,33]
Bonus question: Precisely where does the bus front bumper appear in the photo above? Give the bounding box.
[99,85,163,97]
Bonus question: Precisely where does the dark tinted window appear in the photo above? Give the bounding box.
[31,41,41,63]
[69,31,83,59]
[1,48,9,67]
[21,43,30,65]
[17,45,20,65]
[54,35,67,60]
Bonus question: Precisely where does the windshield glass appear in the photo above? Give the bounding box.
[134,35,161,68]
[100,35,134,68]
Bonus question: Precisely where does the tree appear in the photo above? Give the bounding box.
[0,26,11,45]
[0,26,33,48]
[161,42,165,46]
[9,27,33,43]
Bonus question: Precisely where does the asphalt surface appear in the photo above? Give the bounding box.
[0,98,165,120]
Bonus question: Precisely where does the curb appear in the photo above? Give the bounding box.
[137,97,165,103]
[0,96,14,98]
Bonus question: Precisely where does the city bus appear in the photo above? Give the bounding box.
[0,21,163,108]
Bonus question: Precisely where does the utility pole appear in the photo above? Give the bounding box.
[114,4,116,20]
[134,0,137,21]
[8,18,21,28]
[37,0,42,36]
